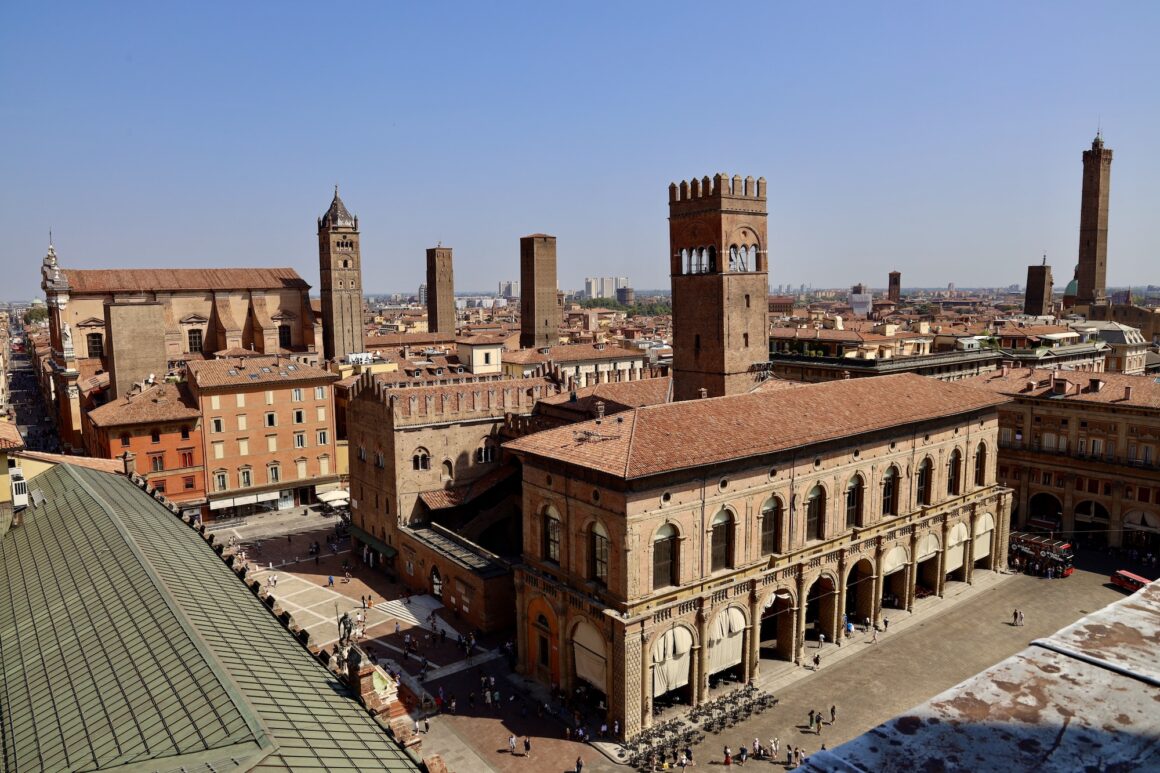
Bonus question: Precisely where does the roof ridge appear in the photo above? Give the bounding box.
[623,409,640,478]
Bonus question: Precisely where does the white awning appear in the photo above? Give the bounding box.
[916,532,941,562]
[882,544,910,576]
[318,490,350,505]
[315,481,344,495]
[209,498,234,511]
[233,494,257,506]
[255,491,280,503]
[652,627,694,696]
[945,542,965,573]
[706,606,746,676]
[572,621,607,694]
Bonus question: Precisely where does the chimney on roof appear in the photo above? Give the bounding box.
[120,451,135,476]
[842,370,851,380]
[698,387,708,399]
[1001,364,1010,378]
[594,400,605,419]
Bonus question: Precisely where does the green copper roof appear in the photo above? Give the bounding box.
[0,465,419,772]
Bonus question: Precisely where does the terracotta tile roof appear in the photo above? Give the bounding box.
[506,373,1007,479]
[505,343,646,366]
[88,381,201,427]
[14,450,122,473]
[959,368,1160,410]
[187,356,337,389]
[770,327,867,343]
[61,267,308,294]
[503,349,549,365]
[456,334,508,346]
[539,376,673,413]
[0,421,24,450]
[418,464,518,511]
[365,332,456,348]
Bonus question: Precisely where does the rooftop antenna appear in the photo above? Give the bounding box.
[1042,252,1047,266]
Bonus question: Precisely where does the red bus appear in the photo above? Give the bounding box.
[1110,570,1150,593]
[1009,532,1074,577]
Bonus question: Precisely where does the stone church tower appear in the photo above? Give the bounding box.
[318,187,366,361]
[669,174,769,401]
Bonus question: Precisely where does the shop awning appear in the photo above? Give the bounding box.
[317,490,350,505]
[350,524,398,559]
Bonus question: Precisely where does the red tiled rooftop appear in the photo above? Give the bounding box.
[62,267,308,293]
[0,421,24,451]
[507,373,1007,479]
[960,368,1160,410]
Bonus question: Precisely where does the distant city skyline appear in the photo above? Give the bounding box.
[3,3,1159,301]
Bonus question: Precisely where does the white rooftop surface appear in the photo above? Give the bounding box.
[804,580,1160,772]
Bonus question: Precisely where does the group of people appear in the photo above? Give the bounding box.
[1011,608,1026,626]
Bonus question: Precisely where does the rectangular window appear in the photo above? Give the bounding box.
[120,434,130,447]
[591,531,609,586]
[319,456,330,476]
[316,406,326,422]
[210,395,220,410]
[212,441,224,460]
[1042,471,1051,485]
[292,388,303,402]
[999,428,1014,444]
[265,412,276,427]
[187,328,203,354]
[295,433,306,449]
[238,438,249,456]
[1078,438,1087,455]
[1092,438,1104,456]
[315,386,325,400]
[211,417,223,433]
[538,635,550,667]
[150,454,164,472]
[317,430,328,446]
[154,480,166,493]
[180,426,190,440]
[296,459,307,479]
[267,435,277,453]
[265,390,274,405]
[268,465,281,483]
[293,409,305,424]
[484,352,492,365]
[236,393,245,408]
[237,414,247,431]
[239,469,252,487]
[278,324,292,349]
[214,472,227,491]
[183,476,195,491]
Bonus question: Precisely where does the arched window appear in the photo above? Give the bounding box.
[86,332,104,358]
[653,523,679,589]
[806,485,826,541]
[542,509,561,564]
[947,449,962,496]
[475,438,497,464]
[760,497,784,555]
[710,509,734,572]
[441,459,453,481]
[707,246,717,272]
[681,248,690,274]
[412,448,431,471]
[747,244,759,271]
[917,458,933,506]
[974,442,988,487]
[845,476,864,528]
[882,465,900,516]
[589,521,610,586]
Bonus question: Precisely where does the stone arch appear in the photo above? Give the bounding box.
[945,521,971,580]
[570,618,609,696]
[881,543,910,610]
[1028,492,1063,529]
[706,605,748,681]
[973,512,997,569]
[843,557,876,626]
[526,596,560,687]
[804,572,839,644]
[915,531,942,594]
[649,623,697,703]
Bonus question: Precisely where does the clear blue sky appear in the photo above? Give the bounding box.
[2,2,1158,300]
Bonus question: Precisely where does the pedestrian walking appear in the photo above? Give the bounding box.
[813,653,821,670]
[1018,610,1025,626]
[575,755,584,773]
[484,690,492,708]
[884,616,890,631]
[327,575,334,587]
[508,734,516,755]
[830,704,837,724]
[1012,609,1019,626]
[424,717,430,733]
[523,737,531,758]
[819,632,826,648]
[808,709,815,728]
[872,627,879,644]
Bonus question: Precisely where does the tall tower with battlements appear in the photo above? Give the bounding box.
[318,188,366,361]
[1077,134,1113,308]
[426,246,455,335]
[520,234,560,349]
[669,173,769,401]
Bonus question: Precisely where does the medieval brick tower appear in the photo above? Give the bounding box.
[1024,259,1054,316]
[520,234,560,349]
[888,271,902,303]
[1076,134,1112,308]
[426,246,456,335]
[669,174,769,401]
[318,187,366,361]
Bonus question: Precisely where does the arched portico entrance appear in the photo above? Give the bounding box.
[526,598,559,687]
[974,513,996,570]
[706,606,747,689]
[759,589,795,662]
[914,532,941,599]
[945,522,970,583]
[1028,492,1063,532]
[651,626,695,709]
[1073,500,1110,548]
[844,559,875,627]
[804,576,837,643]
[1123,510,1160,552]
[881,545,909,610]
[571,620,609,718]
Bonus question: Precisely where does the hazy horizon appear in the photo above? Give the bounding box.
[3,2,1158,302]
